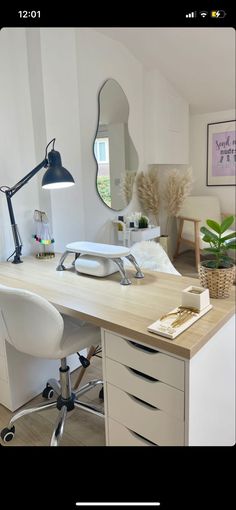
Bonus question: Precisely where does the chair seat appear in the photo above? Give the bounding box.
[56,315,101,360]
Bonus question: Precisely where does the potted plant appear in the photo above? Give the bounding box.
[199,215,236,298]
[138,215,149,229]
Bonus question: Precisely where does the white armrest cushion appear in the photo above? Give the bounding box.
[75,255,118,277]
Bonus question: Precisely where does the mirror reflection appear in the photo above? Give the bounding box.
[94,79,139,210]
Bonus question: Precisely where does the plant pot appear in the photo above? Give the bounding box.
[199,262,235,298]
[159,235,172,259]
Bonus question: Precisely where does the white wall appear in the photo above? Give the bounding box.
[0,28,144,257]
[6,28,230,259]
[40,28,85,252]
[75,29,143,243]
[144,68,189,165]
[26,29,52,225]
[190,110,235,215]
[0,29,40,261]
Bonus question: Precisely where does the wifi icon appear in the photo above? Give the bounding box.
[200,11,208,17]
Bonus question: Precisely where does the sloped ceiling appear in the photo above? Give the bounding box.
[96,28,235,114]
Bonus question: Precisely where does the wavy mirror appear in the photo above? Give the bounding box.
[94,79,139,210]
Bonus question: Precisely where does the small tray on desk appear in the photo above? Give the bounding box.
[148,304,213,339]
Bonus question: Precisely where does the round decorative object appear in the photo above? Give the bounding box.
[199,263,235,299]
[36,252,55,260]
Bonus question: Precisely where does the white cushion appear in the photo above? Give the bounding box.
[75,255,118,277]
[124,241,181,275]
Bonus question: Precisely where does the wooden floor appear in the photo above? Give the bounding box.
[173,249,199,279]
[0,250,198,447]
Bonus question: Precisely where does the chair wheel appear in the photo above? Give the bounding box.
[1,426,15,442]
[42,384,54,399]
[99,387,104,400]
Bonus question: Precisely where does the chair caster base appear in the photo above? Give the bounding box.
[1,426,15,443]
[42,383,54,399]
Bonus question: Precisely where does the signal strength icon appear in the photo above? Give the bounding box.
[185,11,196,18]
[200,11,208,17]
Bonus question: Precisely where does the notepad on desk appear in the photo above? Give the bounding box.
[148,304,213,339]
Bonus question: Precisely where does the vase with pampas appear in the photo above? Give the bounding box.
[136,167,160,226]
[164,168,193,235]
[162,168,193,257]
[120,170,137,207]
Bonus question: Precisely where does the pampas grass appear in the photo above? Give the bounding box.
[136,167,160,225]
[120,171,137,206]
[164,168,193,234]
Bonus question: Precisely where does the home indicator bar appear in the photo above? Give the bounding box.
[75,504,161,507]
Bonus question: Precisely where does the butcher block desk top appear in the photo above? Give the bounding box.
[0,255,234,359]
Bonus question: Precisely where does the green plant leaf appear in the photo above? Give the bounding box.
[226,242,236,249]
[200,226,219,241]
[204,247,219,253]
[219,257,233,267]
[203,260,217,268]
[202,234,215,243]
[221,232,236,242]
[220,215,235,233]
[206,219,221,233]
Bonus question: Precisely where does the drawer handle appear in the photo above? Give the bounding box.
[129,393,158,410]
[129,429,157,446]
[128,340,158,354]
[128,367,158,382]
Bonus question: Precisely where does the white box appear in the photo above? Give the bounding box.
[182,286,210,311]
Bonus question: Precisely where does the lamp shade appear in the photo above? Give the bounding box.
[42,150,75,189]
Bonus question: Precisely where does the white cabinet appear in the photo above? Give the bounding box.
[118,226,160,247]
[144,69,189,164]
[102,317,235,446]
[103,330,185,446]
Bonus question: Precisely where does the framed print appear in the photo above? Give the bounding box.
[207,120,236,186]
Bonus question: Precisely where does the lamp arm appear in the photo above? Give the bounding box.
[0,138,56,264]
[0,158,47,264]
[4,191,23,264]
[8,158,48,197]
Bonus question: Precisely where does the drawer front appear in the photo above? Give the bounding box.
[0,356,8,382]
[104,331,184,390]
[107,383,184,446]
[108,417,155,446]
[106,358,184,421]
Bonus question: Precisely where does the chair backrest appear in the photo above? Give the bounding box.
[0,284,64,358]
[179,196,221,240]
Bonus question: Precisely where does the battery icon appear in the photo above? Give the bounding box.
[211,10,226,18]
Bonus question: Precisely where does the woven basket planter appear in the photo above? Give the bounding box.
[199,263,235,299]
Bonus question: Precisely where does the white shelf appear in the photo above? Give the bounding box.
[118,226,160,246]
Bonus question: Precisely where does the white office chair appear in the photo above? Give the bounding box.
[0,285,103,446]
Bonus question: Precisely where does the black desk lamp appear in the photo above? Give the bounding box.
[0,138,75,264]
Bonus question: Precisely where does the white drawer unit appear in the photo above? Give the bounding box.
[104,331,184,391]
[107,383,185,446]
[106,357,184,421]
[108,417,155,446]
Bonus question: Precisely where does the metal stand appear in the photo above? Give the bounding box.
[56,249,144,285]
[125,253,144,279]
